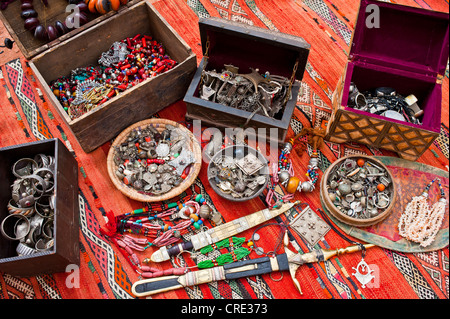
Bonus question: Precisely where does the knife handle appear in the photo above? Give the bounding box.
[167,241,194,257]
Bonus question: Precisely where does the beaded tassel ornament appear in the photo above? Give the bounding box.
[398,178,447,247]
[100,194,212,276]
[100,194,211,249]
[266,127,323,208]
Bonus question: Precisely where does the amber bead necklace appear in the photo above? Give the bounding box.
[266,127,324,208]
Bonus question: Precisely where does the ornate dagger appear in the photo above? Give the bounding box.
[150,201,302,263]
[132,232,375,297]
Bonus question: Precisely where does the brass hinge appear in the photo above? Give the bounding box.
[199,36,210,88]
[204,36,210,58]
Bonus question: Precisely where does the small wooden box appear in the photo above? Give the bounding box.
[184,18,310,144]
[0,0,140,60]
[1,1,197,153]
[326,0,449,161]
[0,138,79,276]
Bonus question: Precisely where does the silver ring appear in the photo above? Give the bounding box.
[1,213,30,241]
[7,199,35,216]
[35,238,54,252]
[374,193,390,209]
[16,242,37,256]
[34,167,54,193]
[12,158,38,178]
[24,174,47,198]
[35,195,54,218]
[41,218,54,239]
[33,153,50,168]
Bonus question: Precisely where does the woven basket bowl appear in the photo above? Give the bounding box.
[107,118,202,202]
[320,155,396,227]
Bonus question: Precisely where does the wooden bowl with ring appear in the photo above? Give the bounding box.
[320,155,396,227]
[107,118,202,202]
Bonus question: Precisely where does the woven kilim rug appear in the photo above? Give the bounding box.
[0,0,448,301]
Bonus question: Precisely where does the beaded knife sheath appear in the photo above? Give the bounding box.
[132,234,375,297]
[150,201,302,263]
[133,254,290,297]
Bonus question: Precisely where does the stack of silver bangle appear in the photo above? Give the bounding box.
[1,154,56,256]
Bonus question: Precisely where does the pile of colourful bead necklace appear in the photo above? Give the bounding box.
[50,34,177,120]
[100,193,212,276]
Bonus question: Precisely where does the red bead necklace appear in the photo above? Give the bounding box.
[50,34,177,119]
[100,194,210,277]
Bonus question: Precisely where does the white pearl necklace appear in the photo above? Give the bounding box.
[398,179,447,248]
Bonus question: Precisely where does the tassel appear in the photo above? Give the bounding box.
[100,210,118,237]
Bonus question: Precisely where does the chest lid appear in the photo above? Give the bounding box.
[0,0,141,60]
[350,0,449,78]
[198,17,310,80]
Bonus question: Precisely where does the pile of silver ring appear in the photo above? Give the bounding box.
[200,65,290,121]
[326,158,392,219]
[1,154,56,256]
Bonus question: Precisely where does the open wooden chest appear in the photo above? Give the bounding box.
[0,139,79,276]
[326,0,449,161]
[0,0,197,153]
[183,18,310,145]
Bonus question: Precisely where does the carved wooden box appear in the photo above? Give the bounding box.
[326,0,449,161]
[184,18,310,144]
[0,139,79,276]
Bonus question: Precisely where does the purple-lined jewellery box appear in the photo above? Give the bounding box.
[326,0,449,160]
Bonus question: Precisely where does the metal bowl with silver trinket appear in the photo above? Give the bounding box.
[107,119,202,202]
[320,155,396,227]
[207,145,269,202]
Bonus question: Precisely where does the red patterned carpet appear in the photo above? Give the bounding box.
[0,0,448,301]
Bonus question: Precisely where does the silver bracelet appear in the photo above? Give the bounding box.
[16,242,38,256]
[12,158,38,178]
[0,213,30,241]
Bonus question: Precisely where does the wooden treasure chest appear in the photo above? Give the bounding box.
[0,139,79,276]
[184,17,311,145]
[326,0,449,161]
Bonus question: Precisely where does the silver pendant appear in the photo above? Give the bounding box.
[290,206,330,247]
[201,84,216,100]
[352,258,375,288]
[168,148,195,175]
[155,143,170,158]
[235,153,264,176]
